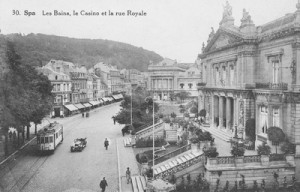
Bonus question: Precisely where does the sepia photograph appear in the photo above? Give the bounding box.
[0,0,300,191]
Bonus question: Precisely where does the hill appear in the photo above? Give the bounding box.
[6,33,163,71]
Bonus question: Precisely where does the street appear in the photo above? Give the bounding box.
[0,103,124,192]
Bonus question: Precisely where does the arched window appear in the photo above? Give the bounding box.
[180,83,184,89]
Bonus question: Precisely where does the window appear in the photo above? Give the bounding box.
[180,83,184,89]
[45,137,49,143]
[56,133,58,138]
[41,137,45,144]
[272,60,279,83]
[215,67,219,85]
[37,136,40,144]
[273,108,279,127]
[55,75,58,80]
[260,106,268,134]
[203,66,207,82]
[188,83,192,89]
[230,65,234,86]
[222,66,226,85]
[49,137,53,143]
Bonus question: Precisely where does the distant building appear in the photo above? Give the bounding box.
[148,58,201,100]
[37,67,72,117]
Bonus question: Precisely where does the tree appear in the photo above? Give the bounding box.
[190,106,198,114]
[175,91,191,103]
[267,126,285,154]
[257,142,271,155]
[199,109,206,117]
[245,118,256,141]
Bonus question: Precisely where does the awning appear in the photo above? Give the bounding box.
[98,99,103,104]
[64,104,78,111]
[82,103,92,108]
[74,103,85,109]
[89,101,100,106]
[112,95,119,100]
[108,97,114,101]
[102,97,109,102]
[118,94,124,99]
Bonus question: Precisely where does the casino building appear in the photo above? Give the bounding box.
[197,0,300,159]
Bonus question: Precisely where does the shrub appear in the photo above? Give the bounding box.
[257,142,271,155]
[203,146,219,158]
[190,106,198,114]
[281,141,296,154]
[199,109,206,117]
[179,108,185,113]
[140,155,148,163]
[189,136,199,144]
[231,146,245,157]
[158,113,164,118]
[199,131,213,141]
[179,105,185,109]
[170,112,177,118]
[188,125,196,132]
[267,126,285,153]
[184,112,189,117]
[163,117,171,123]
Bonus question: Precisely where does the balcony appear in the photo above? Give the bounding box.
[197,82,207,90]
[255,82,288,90]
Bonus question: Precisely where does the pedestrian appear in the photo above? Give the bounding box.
[9,131,12,141]
[112,116,116,125]
[99,177,108,192]
[126,167,131,184]
[104,138,109,150]
[82,112,84,118]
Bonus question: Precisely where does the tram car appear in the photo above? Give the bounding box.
[37,121,63,153]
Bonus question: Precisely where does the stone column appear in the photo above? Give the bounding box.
[233,97,238,126]
[211,95,214,126]
[226,97,231,130]
[219,96,223,129]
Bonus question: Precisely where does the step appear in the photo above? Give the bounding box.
[135,176,144,192]
[131,176,139,192]
[139,176,147,191]
[200,126,231,142]
[123,137,132,147]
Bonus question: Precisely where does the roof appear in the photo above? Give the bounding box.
[37,122,62,136]
[260,13,295,34]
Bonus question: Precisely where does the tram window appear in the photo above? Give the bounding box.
[56,133,58,138]
[49,137,53,143]
[37,136,40,144]
[41,137,44,144]
[45,137,49,143]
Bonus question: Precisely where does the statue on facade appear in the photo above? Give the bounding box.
[202,42,205,53]
[207,27,215,44]
[241,9,253,26]
[223,1,232,19]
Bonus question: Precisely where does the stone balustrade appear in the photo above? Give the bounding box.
[255,82,288,90]
[135,122,164,139]
[207,154,294,167]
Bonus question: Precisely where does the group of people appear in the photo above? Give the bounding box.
[99,167,131,192]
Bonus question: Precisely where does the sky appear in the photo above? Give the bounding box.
[0,0,297,63]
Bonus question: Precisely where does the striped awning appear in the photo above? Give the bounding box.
[82,103,92,108]
[64,104,78,111]
[74,103,85,109]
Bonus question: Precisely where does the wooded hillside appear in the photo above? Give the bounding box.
[6,33,163,71]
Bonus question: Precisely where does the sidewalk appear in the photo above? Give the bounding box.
[117,136,140,192]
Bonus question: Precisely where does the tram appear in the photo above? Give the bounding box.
[37,121,63,153]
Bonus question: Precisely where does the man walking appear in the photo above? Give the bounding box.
[99,177,108,192]
[126,167,131,184]
[104,138,109,150]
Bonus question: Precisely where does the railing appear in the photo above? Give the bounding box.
[136,122,164,139]
[154,153,204,179]
[269,154,285,161]
[148,144,191,166]
[135,123,152,132]
[216,156,235,164]
[255,82,288,90]
[243,155,261,163]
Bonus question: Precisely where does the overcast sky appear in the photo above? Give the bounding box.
[0,0,297,63]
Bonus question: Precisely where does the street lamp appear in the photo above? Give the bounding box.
[131,87,133,125]
[146,96,155,180]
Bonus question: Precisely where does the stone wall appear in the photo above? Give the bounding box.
[205,155,295,191]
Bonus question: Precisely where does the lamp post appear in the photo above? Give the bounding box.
[131,87,133,125]
[146,96,155,180]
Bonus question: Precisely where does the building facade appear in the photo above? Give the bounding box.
[198,1,300,169]
[148,58,201,100]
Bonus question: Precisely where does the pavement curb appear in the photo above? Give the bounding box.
[116,139,122,192]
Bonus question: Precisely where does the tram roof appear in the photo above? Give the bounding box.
[37,122,62,136]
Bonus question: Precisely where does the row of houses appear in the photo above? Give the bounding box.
[38,60,147,118]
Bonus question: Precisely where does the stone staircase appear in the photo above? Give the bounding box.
[131,175,147,192]
[199,124,232,142]
[165,129,177,143]
[135,122,165,140]
[153,149,204,179]
[123,137,132,147]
